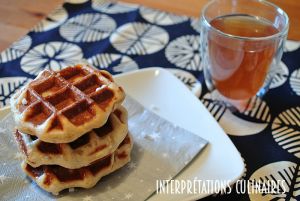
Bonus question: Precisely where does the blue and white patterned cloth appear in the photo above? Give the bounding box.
[0,0,299,200]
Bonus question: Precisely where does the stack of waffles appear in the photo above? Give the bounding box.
[10,64,133,195]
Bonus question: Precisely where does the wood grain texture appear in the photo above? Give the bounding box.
[0,0,63,51]
[0,0,298,52]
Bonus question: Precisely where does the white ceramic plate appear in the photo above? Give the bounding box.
[0,67,244,200]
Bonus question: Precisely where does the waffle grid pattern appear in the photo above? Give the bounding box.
[11,64,125,143]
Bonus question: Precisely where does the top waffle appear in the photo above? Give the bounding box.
[10,64,125,143]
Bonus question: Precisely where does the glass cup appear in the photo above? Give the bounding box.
[200,0,289,111]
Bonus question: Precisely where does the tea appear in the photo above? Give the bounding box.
[208,15,279,100]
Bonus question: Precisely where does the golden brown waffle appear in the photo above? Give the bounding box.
[10,64,125,143]
[22,134,133,195]
[15,106,128,169]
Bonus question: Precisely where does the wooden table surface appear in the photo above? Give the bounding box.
[0,0,299,52]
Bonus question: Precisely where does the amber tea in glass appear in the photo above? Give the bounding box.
[200,0,289,107]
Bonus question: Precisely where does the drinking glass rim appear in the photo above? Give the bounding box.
[201,0,289,41]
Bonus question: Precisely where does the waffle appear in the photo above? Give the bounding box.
[10,64,125,143]
[15,106,128,169]
[22,134,133,195]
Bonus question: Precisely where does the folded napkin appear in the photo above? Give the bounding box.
[0,96,207,201]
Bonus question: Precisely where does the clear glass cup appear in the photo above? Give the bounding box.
[200,0,289,111]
